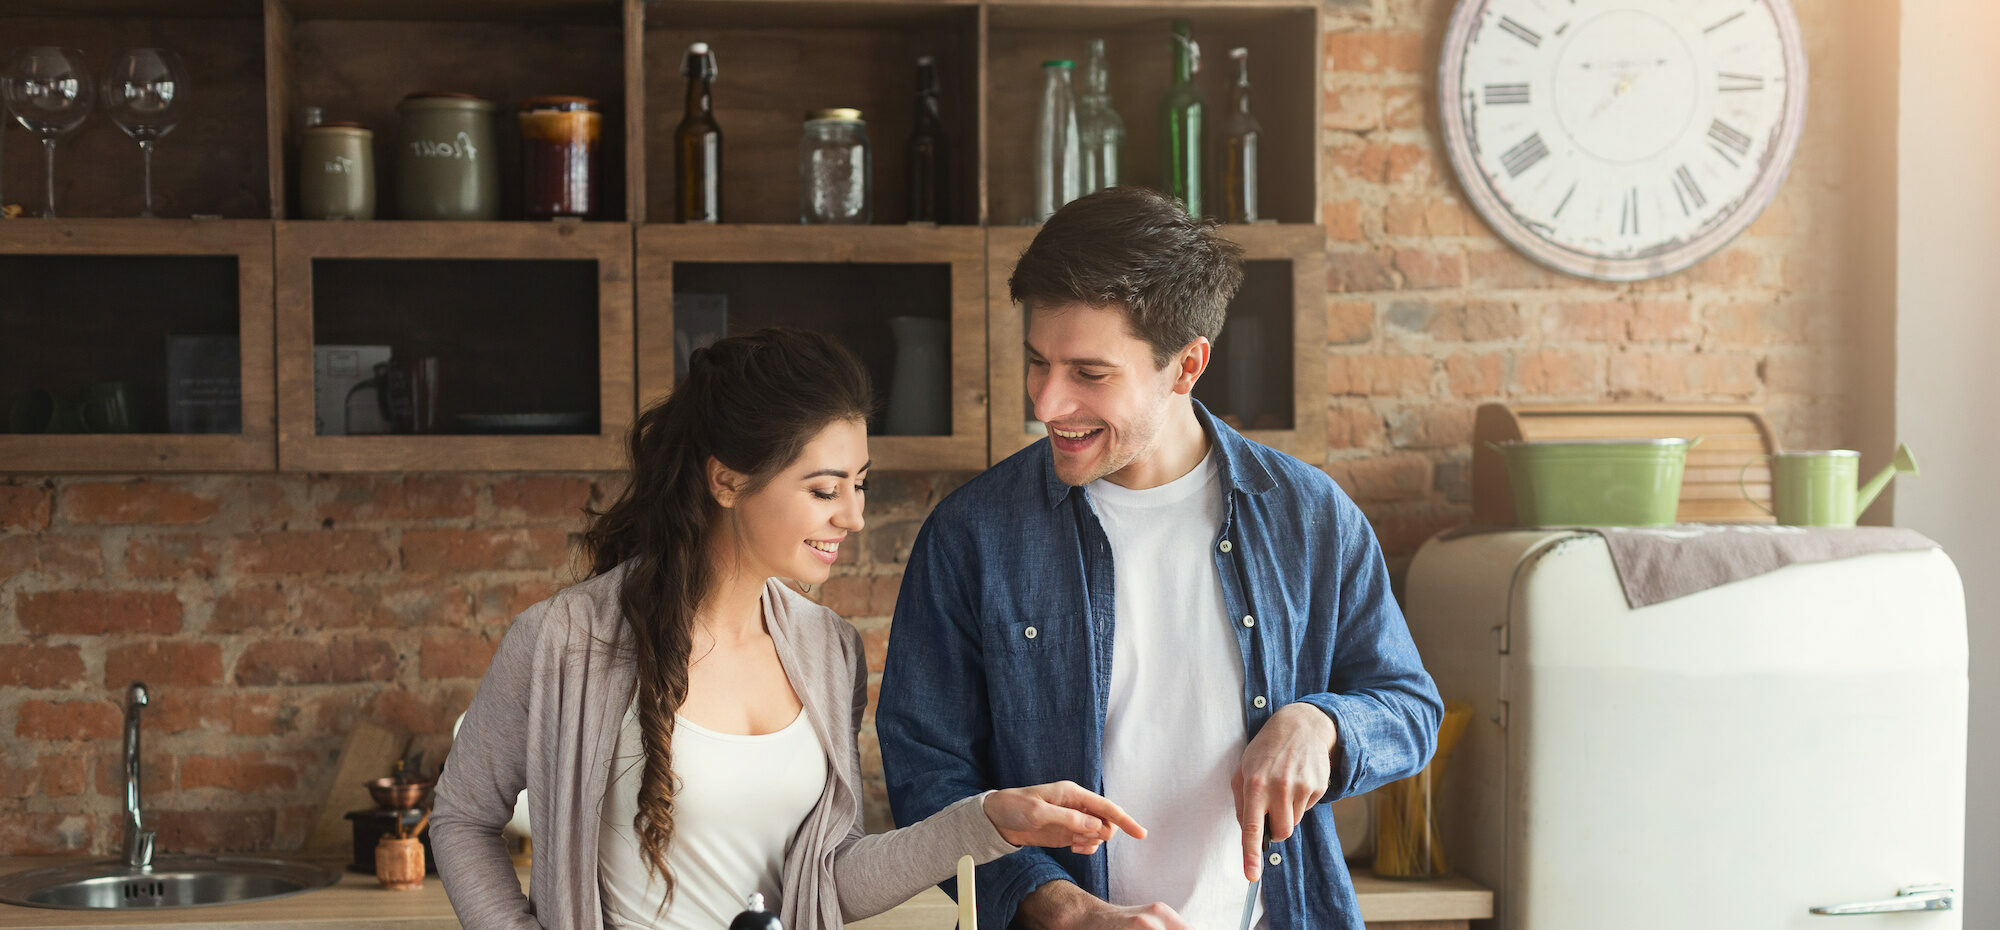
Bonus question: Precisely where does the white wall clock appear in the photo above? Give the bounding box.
[1439,0,1808,281]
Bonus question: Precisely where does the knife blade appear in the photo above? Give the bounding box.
[1240,816,1271,930]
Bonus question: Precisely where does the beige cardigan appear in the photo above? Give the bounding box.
[431,566,1016,930]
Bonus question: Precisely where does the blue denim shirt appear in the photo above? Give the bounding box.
[878,402,1442,930]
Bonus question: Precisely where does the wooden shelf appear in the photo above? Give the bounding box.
[5,0,1325,476]
[274,220,633,471]
[266,0,629,220]
[987,222,1325,466]
[636,224,989,470]
[985,2,1320,225]
[1,7,270,218]
[641,2,981,225]
[0,220,275,472]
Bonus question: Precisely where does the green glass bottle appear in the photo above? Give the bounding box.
[1160,18,1205,216]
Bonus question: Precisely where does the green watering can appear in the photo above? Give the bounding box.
[1742,442,1920,526]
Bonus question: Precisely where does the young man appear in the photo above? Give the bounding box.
[878,187,1441,930]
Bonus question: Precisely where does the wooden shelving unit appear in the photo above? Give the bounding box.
[637,224,988,470]
[1,0,1325,474]
[273,220,634,471]
[0,220,275,471]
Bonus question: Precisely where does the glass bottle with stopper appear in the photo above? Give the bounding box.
[676,42,722,223]
[1076,39,1125,196]
[1218,46,1261,223]
[1158,19,1205,216]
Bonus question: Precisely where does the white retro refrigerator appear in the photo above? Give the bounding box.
[1403,530,1967,929]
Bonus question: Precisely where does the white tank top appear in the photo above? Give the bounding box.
[598,697,827,930]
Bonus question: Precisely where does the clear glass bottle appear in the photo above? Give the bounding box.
[906,56,949,224]
[800,108,870,224]
[1159,18,1205,216]
[1218,47,1261,223]
[675,42,722,224]
[1034,60,1080,223]
[1077,39,1125,196]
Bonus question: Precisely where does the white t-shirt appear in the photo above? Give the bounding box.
[1089,450,1264,930]
[598,698,827,930]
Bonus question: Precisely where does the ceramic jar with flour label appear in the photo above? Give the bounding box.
[396,92,498,220]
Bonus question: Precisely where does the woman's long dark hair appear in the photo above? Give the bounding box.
[581,327,872,904]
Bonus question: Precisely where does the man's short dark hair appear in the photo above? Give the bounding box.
[1008,187,1246,368]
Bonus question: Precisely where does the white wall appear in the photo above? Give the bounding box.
[1896,0,2000,920]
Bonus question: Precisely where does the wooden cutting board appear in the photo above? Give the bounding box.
[1472,403,1779,525]
[305,720,410,851]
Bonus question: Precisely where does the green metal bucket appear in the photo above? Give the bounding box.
[1491,438,1701,527]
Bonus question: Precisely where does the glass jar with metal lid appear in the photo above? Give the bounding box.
[799,108,870,224]
[518,95,601,220]
[396,92,498,220]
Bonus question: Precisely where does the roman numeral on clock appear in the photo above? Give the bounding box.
[1619,187,1640,236]
[1484,83,1531,105]
[1719,71,1765,93]
[1497,16,1542,47]
[1704,11,1746,34]
[1499,133,1550,178]
[1672,165,1707,215]
[1708,119,1754,165]
[1552,181,1578,219]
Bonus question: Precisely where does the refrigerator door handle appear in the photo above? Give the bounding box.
[1809,883,1955,915]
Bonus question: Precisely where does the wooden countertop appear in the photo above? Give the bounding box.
[0,858,1491,929]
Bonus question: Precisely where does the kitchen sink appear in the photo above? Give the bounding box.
[0,856,339,910]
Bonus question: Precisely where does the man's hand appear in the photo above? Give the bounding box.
[1017,881,1193,930]
[1232,702,1339,880]
[984,781,1148,854]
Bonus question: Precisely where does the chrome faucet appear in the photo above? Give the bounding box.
[121,682,154,869]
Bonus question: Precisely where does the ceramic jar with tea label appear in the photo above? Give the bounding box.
[518,95,601,220]
[299,122,375,220]
[396,92,499,220]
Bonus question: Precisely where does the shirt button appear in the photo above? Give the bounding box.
[1268,852,1282,866]
[1219,540,1233,553]
[1252,695,1267,709]
[1024,626,1038,640]
[1241,615,1255,628]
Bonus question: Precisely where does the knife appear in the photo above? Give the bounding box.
[1240,816,1271,930]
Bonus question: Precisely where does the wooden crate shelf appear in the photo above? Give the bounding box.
[984,2,1320,225]
[2,4,270,219]
[273,220,633,471]
[266,0,629,221]
[636,224,989,470]
[640,1,982,225]
[0,219,276,472]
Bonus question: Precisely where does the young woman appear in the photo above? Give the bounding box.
[431,329,1142,930]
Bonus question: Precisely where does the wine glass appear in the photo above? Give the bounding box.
[101,48,187,218]
[2,47,92,218]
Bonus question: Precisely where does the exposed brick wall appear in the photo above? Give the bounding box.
[0,472,969,851]
[1319,0,1866,558]
[0,0,1874,853]
[0,476,589,853]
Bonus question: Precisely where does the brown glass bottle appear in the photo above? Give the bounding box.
[675,42,722,223]
[906,56,949,224]
[1218,47,1261,224]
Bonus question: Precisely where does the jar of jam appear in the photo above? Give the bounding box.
[518,96,601,220]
